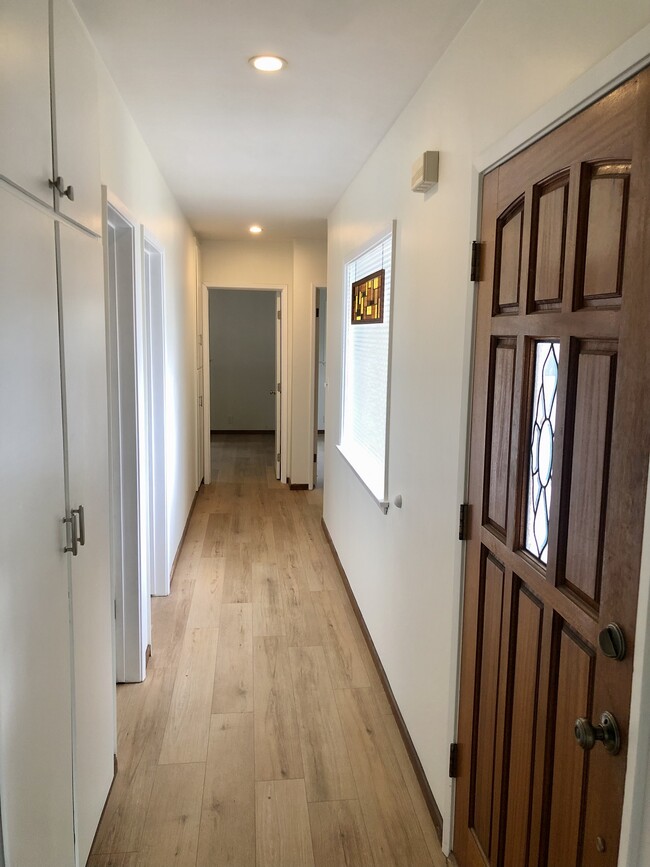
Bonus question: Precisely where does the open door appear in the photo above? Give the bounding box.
[453,70,650,866]
[275,292,281,480]
[106,201,148,683]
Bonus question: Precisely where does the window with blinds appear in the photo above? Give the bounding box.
[339,227,394,505]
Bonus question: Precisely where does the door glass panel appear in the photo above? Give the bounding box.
[525,341,560,563]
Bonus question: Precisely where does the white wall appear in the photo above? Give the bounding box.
[201,238,326,483]
[96,61,198,574]
[324,0,650,856]
[209,289,276,431]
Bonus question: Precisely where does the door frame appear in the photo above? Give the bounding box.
[103,189,149,683]
[202,284,289,482]
[445,31,650,858]
[142,229,168,596]
[202,283,211,485]
[309,284,327,490]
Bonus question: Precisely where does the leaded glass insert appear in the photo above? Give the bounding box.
[525,341,560,564]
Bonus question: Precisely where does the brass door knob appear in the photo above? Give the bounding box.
[574,712,621,755]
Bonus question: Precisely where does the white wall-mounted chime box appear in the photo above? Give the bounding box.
[411,150,439,192]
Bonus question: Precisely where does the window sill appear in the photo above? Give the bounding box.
[336,444,389,514]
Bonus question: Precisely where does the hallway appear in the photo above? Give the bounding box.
[89,434,446,867]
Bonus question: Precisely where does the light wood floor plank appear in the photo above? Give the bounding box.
[91,666,176,855]
[137,763,204,867]
[289,645,356,802]
[222,551,253,603]
[212,603,254,713]
[254,636,304,781]
[253,562,285,637]
[279,559,326,647]
[197,713,255,867]
[341,599,394,716]
[335,687,434,867]
[87,855,131,867]
[187,557,225,629]
[159,627,219,764]
[256,779,315,867]
[312,590,370,688]
[308,799,375,867]
[91,435,443,867]
[383,712,448,867]
[202,512,232,557]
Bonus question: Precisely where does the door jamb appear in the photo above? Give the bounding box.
[309,285,326,491]
[202,284,289,482]
[202,284,211,485]
[447,30,650,858]
[142,229,168,596]
[104,190,148,684]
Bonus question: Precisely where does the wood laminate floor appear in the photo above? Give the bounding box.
[89,433,446,867]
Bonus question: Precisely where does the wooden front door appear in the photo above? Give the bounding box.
[453,69,650,867]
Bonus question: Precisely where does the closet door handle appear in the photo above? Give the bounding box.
[63,514,78,556]
[72,505,85,547]
[49,176,75,201]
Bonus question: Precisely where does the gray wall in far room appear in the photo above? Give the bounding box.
[209,289,276,431]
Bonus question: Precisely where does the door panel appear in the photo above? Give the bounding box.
[58,222,114,865]
[0,190,75,866]
[454,70,650,867]
[275,294,281,480]
[51,0,101,234]
[0,0,54,205]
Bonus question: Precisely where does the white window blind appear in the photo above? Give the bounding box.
[339,229,394,504]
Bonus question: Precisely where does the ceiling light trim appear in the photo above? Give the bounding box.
[249,55,287,73]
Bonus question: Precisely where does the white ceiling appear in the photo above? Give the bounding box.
[74,0,479,241]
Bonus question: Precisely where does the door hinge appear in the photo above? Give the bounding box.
[277,310,281,320]
[114,599,117,620]
[458,503,469,541]
[316,307,320,318]
[449,742,458,778]
[470,241,482,282]
[277,382,281,394]
[314,453,317,463]
[276,452,281,463]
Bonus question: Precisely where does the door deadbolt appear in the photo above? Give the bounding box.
[574,712,621,755]
[598,622,626,660]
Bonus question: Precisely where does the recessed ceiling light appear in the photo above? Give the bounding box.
[249,55,287,73]
[249,225,263,234]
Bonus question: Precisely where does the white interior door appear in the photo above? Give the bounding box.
[313,295,320,487]
[58,221,114,866]
[107,205,147,683]
[202,284,211,485]
[0,190,75,866]
[275,293,282,479]
[144,240,168,595]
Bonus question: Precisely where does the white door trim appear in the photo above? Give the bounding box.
[142,229,168,597]
[203,283,289,482]
[202,284,211,485]
[104,189,148,683]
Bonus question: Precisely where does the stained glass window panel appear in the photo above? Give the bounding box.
[525,341,560,564]
[352,269,385,323]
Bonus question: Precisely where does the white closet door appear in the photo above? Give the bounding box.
[0,191,75,866]
[0,0,53,204]
[58,222,114,866]
[51,0,101,235]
